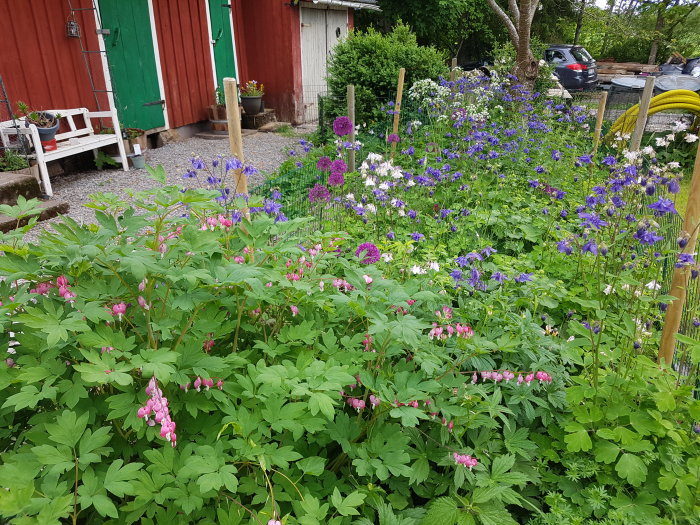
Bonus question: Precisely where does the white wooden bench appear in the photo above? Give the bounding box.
[0,108,129,197]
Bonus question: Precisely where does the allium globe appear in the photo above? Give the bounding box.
[355,242,381,264]
[333,116,353,136]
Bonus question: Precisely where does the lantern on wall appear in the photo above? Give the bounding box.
[66,15,80,38]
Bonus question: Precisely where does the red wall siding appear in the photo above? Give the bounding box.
[234,0,303,124]
[348,9,355,29]
[153,0,215,128]
[0,0,107,119]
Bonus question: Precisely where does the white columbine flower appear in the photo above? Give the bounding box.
[642,146,655,156]
[645,280,661,290]
[655,137,669,147]
[410,265,426,275]
[603,284,615,295]
[428,261,440,271]
[381,252,393,262]
[667,162,680,170]
[685,133,699,143]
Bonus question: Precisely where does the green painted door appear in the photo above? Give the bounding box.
[99,0,165,130]
[208,0,237,91]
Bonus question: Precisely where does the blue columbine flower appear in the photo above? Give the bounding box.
[602,155,617,166]
[225,157,242,171]
[551,150,561,161]
[579,212,608,230]
[411,232,424,242]
[450,269,463,282]
[648,197,677,216]
[491,271,507,283]
[668,179,680,194]
[481,246,497,257]
[557,239,573,255]
[467,267,481,287]
[191,158,206,170]
[528,179,539,188]
[582,240,598,255]
[577,154,593,165]
[514,273,533,283]
[676,253,696,268]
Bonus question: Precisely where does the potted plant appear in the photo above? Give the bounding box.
[124,127,147,153]
[240,80,264,115]
[16,101,61,152]
[207,87,227,132]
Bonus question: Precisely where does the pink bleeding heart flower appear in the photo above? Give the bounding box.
[194,376,202,392]
[290,305,299,317]
[112,303,127,320]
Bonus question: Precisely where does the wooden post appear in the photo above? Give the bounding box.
[629,76,655,152]
[390,67,406,162]
[592,90,608,153]
[659,140,700,365]
[224,77,246,195]
[450,57,458,82]
[347,84,356,172]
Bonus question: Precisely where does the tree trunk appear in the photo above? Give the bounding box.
[648,4,666,65]
[514,0,539,89]
[573,0,587,45]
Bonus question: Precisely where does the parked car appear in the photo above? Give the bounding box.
[545,44,598,91]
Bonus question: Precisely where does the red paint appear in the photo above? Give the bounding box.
[0,0,107,119]
[233,0,304,124]
[348,9,354,29]
[153,0,215,128]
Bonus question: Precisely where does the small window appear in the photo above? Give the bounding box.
[546,50,566,63]
[571,47,593,62]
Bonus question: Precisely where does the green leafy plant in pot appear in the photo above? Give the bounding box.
[16,101,61,151]
[240,80,264,115]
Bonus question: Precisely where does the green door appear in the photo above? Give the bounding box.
[208,0,237,91]
[99,0,165,130]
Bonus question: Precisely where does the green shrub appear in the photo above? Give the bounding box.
[0,149,29,172]
[326,23,448,126]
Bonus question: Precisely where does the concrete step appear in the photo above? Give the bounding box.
[0,171,42,205]
[0,199,70,233]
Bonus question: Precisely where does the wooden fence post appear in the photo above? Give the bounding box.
[592,90,608,153]
[224,77,246,196]
[659,139,700,365]
[450,57,458,82]
[630,76,655,152]
[390,67,406,162]
[347,84,356,172]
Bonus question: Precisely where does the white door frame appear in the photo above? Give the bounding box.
[147,0,169,130]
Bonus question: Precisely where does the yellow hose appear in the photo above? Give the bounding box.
[606,89,700,140]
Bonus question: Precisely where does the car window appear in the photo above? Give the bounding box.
[546,50,566,63]
[571,47,593,62]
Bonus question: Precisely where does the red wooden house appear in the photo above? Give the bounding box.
[0,0,378,137]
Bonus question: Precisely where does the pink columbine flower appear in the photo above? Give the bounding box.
[290,305,299,317]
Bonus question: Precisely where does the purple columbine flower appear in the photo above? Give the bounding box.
[551,150,562,161]
[577,154,593,165]
[386,231,395,240]
[676,253,696,268]
[491,272,507,283]
[557,239,573,255]
[411,232,424,242]
[191,157,206,170]
[528,179,539,188]
[582,240,598,255]
[355,243,381,264]
[225,157,243,171]
[450,269,463,282]
[387,133,400,144]
[481,246,497,257]
[514,273,533,283]
[333,116,353,137]
[648,197,677,216]
[602,155,617,166]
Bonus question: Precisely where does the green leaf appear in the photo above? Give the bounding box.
[46,410,89,448]
[422,497,459,525]
[91,494,119,518]
[654,391,676,412]
[146,164,167,184]
[564,423,592,452]
[297,456,326,476]
[104,459,143,497]
[594,439,620,464]
[331,488,366,516]
[615,453,648,486]
[308,392,336,420]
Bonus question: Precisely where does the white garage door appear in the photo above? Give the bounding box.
[300,6,349,123]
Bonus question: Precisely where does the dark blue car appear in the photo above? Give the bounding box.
[545,44,598,91]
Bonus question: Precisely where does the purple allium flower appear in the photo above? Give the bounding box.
[355,243,381,264]
[330,159,348,175]
[333,116,353,137]
[308,184,331,203]
[328,172,345,186]
[387,133,400,144]
[317,156,332,171]
[648,197,677,216]
[514,273,533,283]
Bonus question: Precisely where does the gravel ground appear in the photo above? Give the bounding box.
[22,132,298,241]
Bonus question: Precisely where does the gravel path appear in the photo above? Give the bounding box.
[22,132,298,241]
